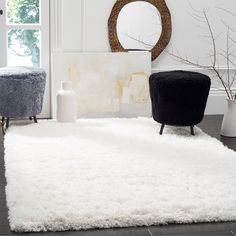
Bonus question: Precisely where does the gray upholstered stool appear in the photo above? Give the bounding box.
[0,66,46,129]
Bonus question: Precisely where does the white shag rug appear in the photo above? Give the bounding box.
[4,118,236,232]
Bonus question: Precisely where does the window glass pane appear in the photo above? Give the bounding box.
[8,29,41,67]
[7,0,40,24]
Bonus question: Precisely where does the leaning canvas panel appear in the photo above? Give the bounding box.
[52,52,152,118]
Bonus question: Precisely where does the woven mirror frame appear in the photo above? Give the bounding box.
[108,0,172,61]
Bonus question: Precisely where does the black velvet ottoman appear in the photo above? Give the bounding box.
[149,71,211,135]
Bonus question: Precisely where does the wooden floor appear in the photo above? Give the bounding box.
[1,115,236,236]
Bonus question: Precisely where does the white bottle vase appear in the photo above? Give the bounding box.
[57,81,77,123]
[221,99,236,137]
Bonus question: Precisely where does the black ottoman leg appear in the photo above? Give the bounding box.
[1,123,5,135]
[6,118,10,129]
[1,117,6,134]
[29,117,32,121]
[160,124,165,135]
[190,126,195,136]
[33,116,38,123]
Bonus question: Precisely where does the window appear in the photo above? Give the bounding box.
[0,0,49,68]
[0,0,50,117]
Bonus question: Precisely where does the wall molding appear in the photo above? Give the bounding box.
[81,0,85,52]
[152,66,236,95]
[50,0,62,52]
[152,65,236,72]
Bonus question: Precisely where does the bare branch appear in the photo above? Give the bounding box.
[229,36,236,45]
[226,26,233,98]
[220,52,236,88]
[188,1,207,14]
[212,67,231,99]
[125,34,153,49]
[187,10,206,23]
[166,51,211,69]
[221,20,236,34]
[220,53,236,70]
[203,10,217,68]
[217,7,236,17]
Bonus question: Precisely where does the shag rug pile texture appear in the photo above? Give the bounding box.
[4,118,236,232]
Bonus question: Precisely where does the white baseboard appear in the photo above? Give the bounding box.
[205,93,227,115]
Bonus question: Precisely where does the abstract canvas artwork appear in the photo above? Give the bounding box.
[52,52,152,118]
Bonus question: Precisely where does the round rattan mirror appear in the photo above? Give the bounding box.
[108,0,172,61]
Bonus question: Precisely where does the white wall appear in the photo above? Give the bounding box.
[51,0,236,114]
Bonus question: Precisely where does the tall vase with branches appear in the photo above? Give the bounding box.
[167,6,236,137]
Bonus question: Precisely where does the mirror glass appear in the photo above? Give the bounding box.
[117,1,162,51]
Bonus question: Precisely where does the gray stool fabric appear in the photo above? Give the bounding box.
[0,66,46,118]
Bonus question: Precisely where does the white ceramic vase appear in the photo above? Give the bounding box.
[221,99,236,137]
[57,81,77,123]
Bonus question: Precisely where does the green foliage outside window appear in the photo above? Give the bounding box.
[7,0,40,66]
